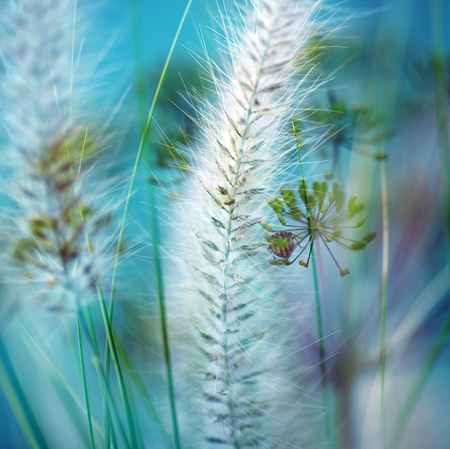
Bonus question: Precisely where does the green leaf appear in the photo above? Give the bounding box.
[349,241,366,250]
[307,194,317,210]
[258,220,273,232]
[275,197,284,211]
[372,151,388,160]
[269,259,291,265]
[289,205,303,220]
[320,199,328,214]
[329,191,335,204]
[349,202,365,218]
[333,181,344,212]
[332,215,340,228]
[348,194,357,211]
[363,231,377,243]
[267,198,283,214]
[313,180,322,198]
[356,213,368,227]
[280,187,296,206]
[276,212,286,226]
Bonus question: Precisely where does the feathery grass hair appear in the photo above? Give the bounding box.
[1,0,113,308]
[177,0,325,446]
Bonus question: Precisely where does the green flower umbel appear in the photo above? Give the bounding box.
[261,179,377,277]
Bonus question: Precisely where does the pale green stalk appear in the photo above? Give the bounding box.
[379,159,388,449]
[108,0,193,314]
[104,2,193,448]
[76,305,132,449]
[0,333,49,449]
[77,318,97,449]
[293,126,333,447]
[79,198,119,449]
[69,5,119,445]
[96,286,139,449]
[388,2,450,446]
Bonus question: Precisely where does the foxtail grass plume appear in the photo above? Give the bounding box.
[176,0,324,446]
[1,0,113,308]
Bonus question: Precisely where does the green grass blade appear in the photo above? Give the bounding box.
[109,0,194,315]
[105,2,194,447]
[379,160,389,449]
[77,306,132,449]
[77,318,97,449]
[293,124,334,447]
[96,286,139,449]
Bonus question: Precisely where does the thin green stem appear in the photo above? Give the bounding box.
[293,125,333,447]
[78,209,118,449]
[0,333,49,449]
[77,318,97,449]
[129,1,184,447]
[103,3,193,448]
[97,287,139,449]
[148,192,181,449]
[108,0,193,316]
[379,160,389,449]
[387,3,450,447]
[312,246,333,446]
[76,306,132,449]
[83,305,118,449]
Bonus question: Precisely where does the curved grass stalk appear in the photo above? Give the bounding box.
[379,159,388,449]
[96,287,139,449]
[76,305,132,449]
[77,318,97,449]
[294,125,333,447]
[387,3,450,447]
[108,0,194,314]
[104,2,193,448]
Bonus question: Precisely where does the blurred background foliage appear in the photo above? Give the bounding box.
[1,0,450,448]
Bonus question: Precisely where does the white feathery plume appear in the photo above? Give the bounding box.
[0,0,113,308]
[174,0,324,446]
